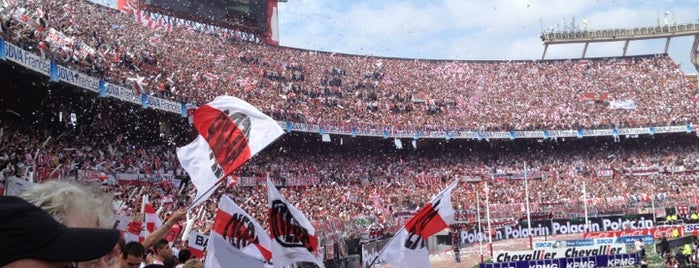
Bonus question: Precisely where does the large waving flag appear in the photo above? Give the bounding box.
[177,96,284,208]
[206,195,272,268]
[267,179,324,268]
[378,179,459,268]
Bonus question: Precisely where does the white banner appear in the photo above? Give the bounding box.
[609,100,636,110]
[495,244,627,263]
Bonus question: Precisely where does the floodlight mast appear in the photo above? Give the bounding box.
[540,22,699,72]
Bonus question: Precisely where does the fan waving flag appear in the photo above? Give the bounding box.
[267,179,324,268]
[205,195,272,268]
[378,179,459,268]
[177,96,284,208]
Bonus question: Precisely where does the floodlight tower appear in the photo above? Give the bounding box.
[540,22,699,72]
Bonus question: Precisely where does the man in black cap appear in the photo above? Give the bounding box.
[0,196,120,267]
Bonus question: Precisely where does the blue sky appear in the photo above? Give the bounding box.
[93,0,699,74]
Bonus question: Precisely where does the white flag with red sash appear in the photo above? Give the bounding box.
[267,179,324,268]
[378,179,459,268]
[177,96,284,208]
[205,230,266,268]
[205,195,272,267]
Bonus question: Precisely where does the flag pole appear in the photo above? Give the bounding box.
[186,176,227,210]
[477,190,483,263]
[485,178,493,258]
[651,176,656,222]
[183,133,286,211]
[366,225,406,268]
[583,179,589,233]
[524,161,532,249]
[367,179,459,268]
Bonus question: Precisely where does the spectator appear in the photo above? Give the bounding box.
[20,180,120,267]
[0,196,120,267]
[175,249,192,268]
[660,234,670,258]
[118,242,146,268]
[20,180,116,228]
[153,239,173,265]
[182,259,204,268]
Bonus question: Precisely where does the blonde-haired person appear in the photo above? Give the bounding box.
[20,180,116,228]
[182,259,204,268]
[20,180,119,268]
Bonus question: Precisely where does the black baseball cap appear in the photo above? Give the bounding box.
[0,196,120,266]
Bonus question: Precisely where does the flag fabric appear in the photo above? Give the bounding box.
[205,230,267,268]
[187,231,209,259]
[209,195,272,263]
[127,76,145,94]
[378,179,459,268]
[177,96,284,208]
[267,179,324,268]
[140,204,163,241]
[112,215,131,232]
[124,221,143,243]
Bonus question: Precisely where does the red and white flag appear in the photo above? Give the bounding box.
[144,203,162,236]
[378,179,459,268]
[205,195,272,267]
[267,179,324,268]
[124,221,143,243]
[177,96,284,208]
[205,230,267,268]
[187,231,209,259]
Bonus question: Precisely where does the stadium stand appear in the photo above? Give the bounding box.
[3,0,699,267]
[2,0,697,132]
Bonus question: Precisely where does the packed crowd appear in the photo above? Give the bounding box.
[2,0,698,134]
[3,0,699,265]
[3,112,699,243]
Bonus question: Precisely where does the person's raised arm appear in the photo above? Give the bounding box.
[141,208,186,249]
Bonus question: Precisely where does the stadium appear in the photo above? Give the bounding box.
[2,0,699,267]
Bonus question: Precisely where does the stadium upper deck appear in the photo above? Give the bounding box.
[1,0,697,133]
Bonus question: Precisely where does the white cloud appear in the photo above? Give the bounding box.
[277,0,698,73]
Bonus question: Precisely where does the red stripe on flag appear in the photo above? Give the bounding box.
[404,200,448,240]
[193,105,252,177]
[127,221,142,234]
[269,202,319,254]
[188,246,205,259]
[212,208,272,261]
